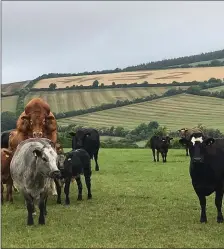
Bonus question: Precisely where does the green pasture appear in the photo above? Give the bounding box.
[203,85,224,93]
[1,95,19,113]
[57,94,224,132]
[168,58,224,68]
[24,86,188,114]
[2,149,224,248]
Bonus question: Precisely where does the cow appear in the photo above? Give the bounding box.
[10,138,61,225]
[1,149,13,204]
[150,135,173,163]
[54,148,92,205]
[178,127,204,156]
[69,128,100,171]
[1,131,12,148]
[179,134,224,223]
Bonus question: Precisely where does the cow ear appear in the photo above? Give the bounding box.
[179,138,188,146]
[33,148,42,157]
[169,137,173,141]
[21,115,30,120]
[69,132,76,136]
[204,138,215,146]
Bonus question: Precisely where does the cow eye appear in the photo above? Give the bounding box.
[42,157,47,162]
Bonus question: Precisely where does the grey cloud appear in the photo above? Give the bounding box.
[2,1,224,83]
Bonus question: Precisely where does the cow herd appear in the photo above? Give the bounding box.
[1,97,224,226]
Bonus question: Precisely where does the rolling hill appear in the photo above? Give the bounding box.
[202,85,224,93]
[24,86,188,114]
[57,94,224,132]
[33,66,224,89]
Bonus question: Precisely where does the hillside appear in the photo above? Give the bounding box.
[57,94,224,132]
[202,85,224,93]
[33,66,224,89]
[24,86,188,114]
[1,80,30,95]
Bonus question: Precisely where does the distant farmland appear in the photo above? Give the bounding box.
[57,94,224,132]
[168,58,224,68]
[1,96,19,113]
[202,85,224,92]
[1,80,30,95]
[25,86,188,113]
[33,66,224,88]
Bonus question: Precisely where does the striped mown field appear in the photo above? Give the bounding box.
[33,66,224,88]
[57,94,224,132]
[24,86,187,113]
[203,85,224,92]
[1,95,19,113]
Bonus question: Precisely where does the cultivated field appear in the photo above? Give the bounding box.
[2,149,223,248]
[1,80,30,95]
[33,66,224,88]
[57,94,224,132]
[203,85,224,93]
[1,95,19,113]
[24,86,188,113]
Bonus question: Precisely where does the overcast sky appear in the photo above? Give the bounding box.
[2,1,224,84]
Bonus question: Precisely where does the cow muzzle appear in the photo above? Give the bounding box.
[49,170,61,179]
[33,131,43,138]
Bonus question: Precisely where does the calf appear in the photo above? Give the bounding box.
[10,138,61,226]
[55,148,92,205]
[69,128,100,171]
[179,135,224,223]
[1,149,13,204]
[150,135,173,163]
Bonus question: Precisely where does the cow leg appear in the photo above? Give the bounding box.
[64,177,71,205]
[6,178,13,203]
[13,184,19,192]
[215,190,223,223]
[156,150,160,162]
[84,168,92,199]
[38,192,47,225]
[54,179,62,204]
[186,146,189,156]
[1,182,4,204]
[94,151,99,171]
[44,195,48,216]
[151,148,156,162]
[24,194,34,226]
[197,193,207,223]
[75,176,83,201]
[51,180,58,196]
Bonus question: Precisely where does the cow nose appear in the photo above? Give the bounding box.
[193,157,203,163]
[49,170,61,179]
[33,132,43,138]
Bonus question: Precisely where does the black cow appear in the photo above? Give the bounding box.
[179,134,224,223]
[150,135,173,163]
[54,149,92,205]
[69,128,100,171]
[1,131,10,148]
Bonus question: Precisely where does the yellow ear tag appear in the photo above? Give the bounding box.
[5,155,9,158]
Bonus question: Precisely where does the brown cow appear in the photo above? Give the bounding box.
[1,149,14,204]
[178,127,204,156]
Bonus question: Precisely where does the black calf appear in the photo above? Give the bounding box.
[55,149,92,205]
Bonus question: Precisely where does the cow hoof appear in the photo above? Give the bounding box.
[77,196,82,201]
[38,220,45,225]
[88,195,92,200]
[27,219,34,226]
[65,200,70,205]
[200,217,207,223]
[217,216,224,223]
[95,168,99,171]
[57,199,62,204]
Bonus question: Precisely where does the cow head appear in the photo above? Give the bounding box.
[69,130,91,148]
[177,128,188,137]
[160,136,173,150]
[179,134,215,163]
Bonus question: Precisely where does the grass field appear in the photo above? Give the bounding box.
[24,86,187,113]
[203,85,224,93]
[57,94,224,132]
[168,58,224,68]
[33,66,224,88]
[2,149,224,248]
[1,80,30,95]
[1,95,19,113]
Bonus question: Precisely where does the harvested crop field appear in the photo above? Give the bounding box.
[1,81,30,95]
[1,95,19,113]
[57,94,224,132]
[33,67,224,88]
[203,85,224,92]
[24,86,187,113]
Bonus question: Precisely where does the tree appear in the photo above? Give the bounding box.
[148,121,159,131]
[1,112,17,132]
[92,80,99,88]
[49,83,57,90]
